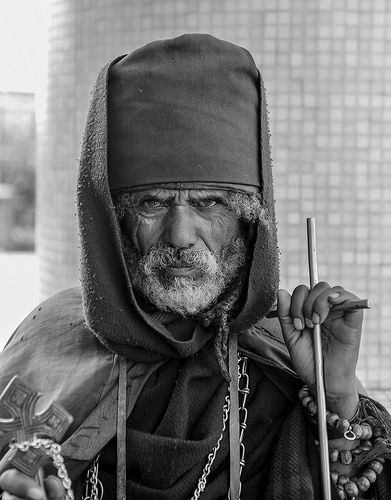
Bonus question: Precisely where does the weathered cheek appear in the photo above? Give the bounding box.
[133,217,163,254]
[206,214,241,250]
[121,216,139,249]
[225,215,241,238]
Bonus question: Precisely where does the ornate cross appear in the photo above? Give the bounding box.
[0,376,73,476]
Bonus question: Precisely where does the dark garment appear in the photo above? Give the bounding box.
[0,288,302,499]
[1,288,391,499]
[96,355,295,499]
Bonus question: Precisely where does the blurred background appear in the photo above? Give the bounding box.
[0,0,390,406]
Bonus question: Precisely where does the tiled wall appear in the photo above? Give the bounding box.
[37,0,391,390]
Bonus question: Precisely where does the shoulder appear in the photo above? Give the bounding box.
[6,286,85,346]
[0,287,115,429]
[3,286,108,365]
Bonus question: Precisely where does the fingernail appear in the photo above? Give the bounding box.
[312,312,320,325]
[29,488,43,500]
[293,318,303,330]
[328,292,340,299]
[305,317,314,328]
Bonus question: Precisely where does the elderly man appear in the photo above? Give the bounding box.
[0,34,390,500]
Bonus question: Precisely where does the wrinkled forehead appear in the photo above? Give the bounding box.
[127,187,232,203]
[112,182,259,197]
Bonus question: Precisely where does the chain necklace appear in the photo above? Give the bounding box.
[9,438,74,500]
[191,394,231,500]
[191,354,250,500]
[83,454,104,500]
[238,355,250,488]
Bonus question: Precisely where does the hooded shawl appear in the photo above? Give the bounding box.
[78,34,279,358]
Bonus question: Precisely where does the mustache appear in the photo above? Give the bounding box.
[139,245,217,275]
[122,236,249,316]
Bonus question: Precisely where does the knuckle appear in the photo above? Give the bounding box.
[313,295,326,312]
[301,295,312,312]
[291,285,309,315]
[293,284,309,295]
[312,294,328,309]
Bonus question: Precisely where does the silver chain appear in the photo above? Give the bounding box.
[9,438,74,500]
[237,355,250,498]
[82,454,104,500]
[191,394,231,500]
[191,354,250,500]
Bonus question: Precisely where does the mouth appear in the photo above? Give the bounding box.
[157,260,206,279]
[165,265,197,277]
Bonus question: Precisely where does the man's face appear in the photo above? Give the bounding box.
[120,188,247,316]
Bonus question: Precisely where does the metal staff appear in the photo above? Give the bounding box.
[307,217,331,500]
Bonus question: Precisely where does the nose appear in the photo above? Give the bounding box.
[163,206,197,249]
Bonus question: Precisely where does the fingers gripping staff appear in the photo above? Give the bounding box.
[0,376,73,499]
[277,218,366,500]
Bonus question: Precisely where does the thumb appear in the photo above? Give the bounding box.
[44,475,66,500]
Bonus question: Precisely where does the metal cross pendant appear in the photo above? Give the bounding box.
[0,376,73,476]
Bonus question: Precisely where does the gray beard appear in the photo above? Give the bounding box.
[122,236,248,317]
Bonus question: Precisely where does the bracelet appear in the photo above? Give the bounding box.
[298,386,366,440]
[299,386,387,499]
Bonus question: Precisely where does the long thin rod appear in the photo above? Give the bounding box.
[307,218,331,500]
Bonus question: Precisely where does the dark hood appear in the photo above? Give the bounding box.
[77,34,279,360]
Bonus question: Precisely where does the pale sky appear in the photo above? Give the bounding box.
[0,0,49,93]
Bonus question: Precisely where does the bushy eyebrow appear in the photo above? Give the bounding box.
[128,190,171,204]
[130,189,230,203]
[189,190,229,200]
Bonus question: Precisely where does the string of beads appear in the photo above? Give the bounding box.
[298,386,387,499]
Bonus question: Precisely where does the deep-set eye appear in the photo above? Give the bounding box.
[191,198,219,208]
[140,199,168,209]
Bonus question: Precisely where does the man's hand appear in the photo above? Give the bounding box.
[278,282,363,419]
[0,468,66,500]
